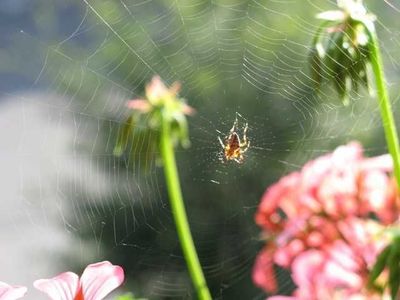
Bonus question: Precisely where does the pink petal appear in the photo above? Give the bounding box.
[252,247,278,293]
[169,81,181,96]
[291,250,325,294]
[360,154,392,172]
[306,217,338,247]
[182,103,195,116]
[332,142,363,163]
[34,272,79,300]
[0,282,27,300]
[80,261,124,300]
[328,240,359,272]
[145,76,168,102]
[317,166,358,217]
[126,99,151,112]
[255,172,300,232]
[324,259,362,289]
[274,238,305,267]
[268,297,297,300]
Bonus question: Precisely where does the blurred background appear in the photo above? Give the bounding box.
[1,0,400,299]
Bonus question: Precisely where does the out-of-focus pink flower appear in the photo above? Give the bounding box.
[126,76,194,116]
[0,282,27,300]
[256,142,398,226]
[253,142,398,299]
[145,75,179,103]
[34,261,124,300]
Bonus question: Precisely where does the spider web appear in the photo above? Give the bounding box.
[1,0,400,299]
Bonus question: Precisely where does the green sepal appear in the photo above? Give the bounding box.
[310,1,375,106]
[323,33,342,79]
[114,115,135,156]
[331,43,351,105]
[129,127,159,173]
[309,44,324,90]
[172,113,191,149]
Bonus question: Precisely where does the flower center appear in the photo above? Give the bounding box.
[74,287,84,300]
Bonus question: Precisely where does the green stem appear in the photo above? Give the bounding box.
[160,118,212,300]
[367,24,400,188]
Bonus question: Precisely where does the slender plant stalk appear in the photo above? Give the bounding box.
[367,26,400,188]
[160,118,212,300]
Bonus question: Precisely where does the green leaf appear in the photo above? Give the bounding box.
[323,32,344,79]
[129,128,158,173]
[327,33,355,105]
[388,252,400,299]
[173,114,190,148]
[368,244,391,288]
[114,115,135,156]
[359,45,372,93]
[388,237,400,299]
[333,59,351,105]
[356,56,368,91]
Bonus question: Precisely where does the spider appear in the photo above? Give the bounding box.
[218,115,250,163]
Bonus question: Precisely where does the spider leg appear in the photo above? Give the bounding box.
[218,136,225,149]
[236,121,250,158]
[234,154,244,164]
[230,116,239,134]
[241,140,250,153]
[240,122,249,146]
[243,122,248,138]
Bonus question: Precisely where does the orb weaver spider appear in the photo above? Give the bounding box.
[218,115,250,163]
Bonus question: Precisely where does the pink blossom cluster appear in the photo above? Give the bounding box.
[0,261,124,300]
[253,142,398,299]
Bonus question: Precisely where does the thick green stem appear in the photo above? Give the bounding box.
[367,26,400,188]
[160,118,211,300]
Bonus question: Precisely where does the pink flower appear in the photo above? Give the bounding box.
[34,261,124,300]
[0,282,27,300]
[126,76,194,115]
[145,75,179,103]
[256,142,399,225]
[253,142,398,298]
